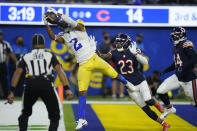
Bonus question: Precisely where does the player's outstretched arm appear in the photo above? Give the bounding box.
[45,24,64,43]
[135,53,148,65]
[160,62,175,76]
[182,41,197,71]
[43,14,64,43]
[129,42,148,65]
[57,13,85,32]
[47,7,85,32]
[97,50,112,60]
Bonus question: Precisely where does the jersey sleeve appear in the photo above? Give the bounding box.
[51,53,60,68]
[17,56,26,69]
[183,41,197,59]
[182,41,197,70]
[161,62,175,75]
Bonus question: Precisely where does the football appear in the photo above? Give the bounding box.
[45,11,59,24]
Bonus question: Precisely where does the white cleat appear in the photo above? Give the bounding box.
[75,119,88,130]
[160,106,176,119]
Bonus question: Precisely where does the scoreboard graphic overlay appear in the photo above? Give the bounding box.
[0,3,197,27]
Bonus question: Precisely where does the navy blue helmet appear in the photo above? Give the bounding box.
[115,33,132,51]
[170,27,186,44]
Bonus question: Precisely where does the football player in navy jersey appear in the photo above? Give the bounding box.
[157,27,197,119]
[98,33,170,131]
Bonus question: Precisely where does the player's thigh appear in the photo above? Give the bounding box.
[157,74,180,94]
[181,79,197,105]
[77,65,92,92]
[138,81,152,101]
[95,56,118,79]
[128,89,146,108]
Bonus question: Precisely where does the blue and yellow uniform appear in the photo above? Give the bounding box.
[78,54,118,91]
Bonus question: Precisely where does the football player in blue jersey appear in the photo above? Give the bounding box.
[98,33,170,131]
[157,27,197,119]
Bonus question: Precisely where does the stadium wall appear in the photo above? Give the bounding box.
[1,25,196,95]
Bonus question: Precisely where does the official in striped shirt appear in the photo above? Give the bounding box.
[0,30,17,99]
[7,34,72,131]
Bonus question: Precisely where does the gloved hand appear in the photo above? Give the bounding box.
[129,41,137,55]
[42,13,48,25]
[89,35,97,51]
[47,7,57,15]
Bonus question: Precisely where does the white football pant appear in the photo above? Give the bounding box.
[128,80,152,107]
[157,74,197,106]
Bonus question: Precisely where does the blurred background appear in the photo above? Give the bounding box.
[0,0,197,100]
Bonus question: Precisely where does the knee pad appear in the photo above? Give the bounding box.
[145,99,155,106]
[157,84,167,94]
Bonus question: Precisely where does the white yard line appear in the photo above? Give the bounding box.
[63,100,191,105]
[0,101,49,125]
[0,101,65,131]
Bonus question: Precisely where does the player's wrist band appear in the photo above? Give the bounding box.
[10,86,16,93]
[64,85,70,91]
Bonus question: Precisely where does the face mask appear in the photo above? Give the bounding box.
[117,47,124,52]
[173,37,186,45]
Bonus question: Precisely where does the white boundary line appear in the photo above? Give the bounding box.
[63,100,191,105]
[0,100,191,105]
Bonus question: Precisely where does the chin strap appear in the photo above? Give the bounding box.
[117,47,124,52]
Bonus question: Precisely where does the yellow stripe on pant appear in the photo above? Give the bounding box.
[91,104,197,131]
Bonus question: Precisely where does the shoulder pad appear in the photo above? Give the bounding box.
[183,41,194,48]
[58,32,64,36]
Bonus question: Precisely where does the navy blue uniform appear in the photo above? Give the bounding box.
[173,40,197,82]
[111,49,145,85]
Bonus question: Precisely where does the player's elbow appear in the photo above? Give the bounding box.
[137,55,148,65]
